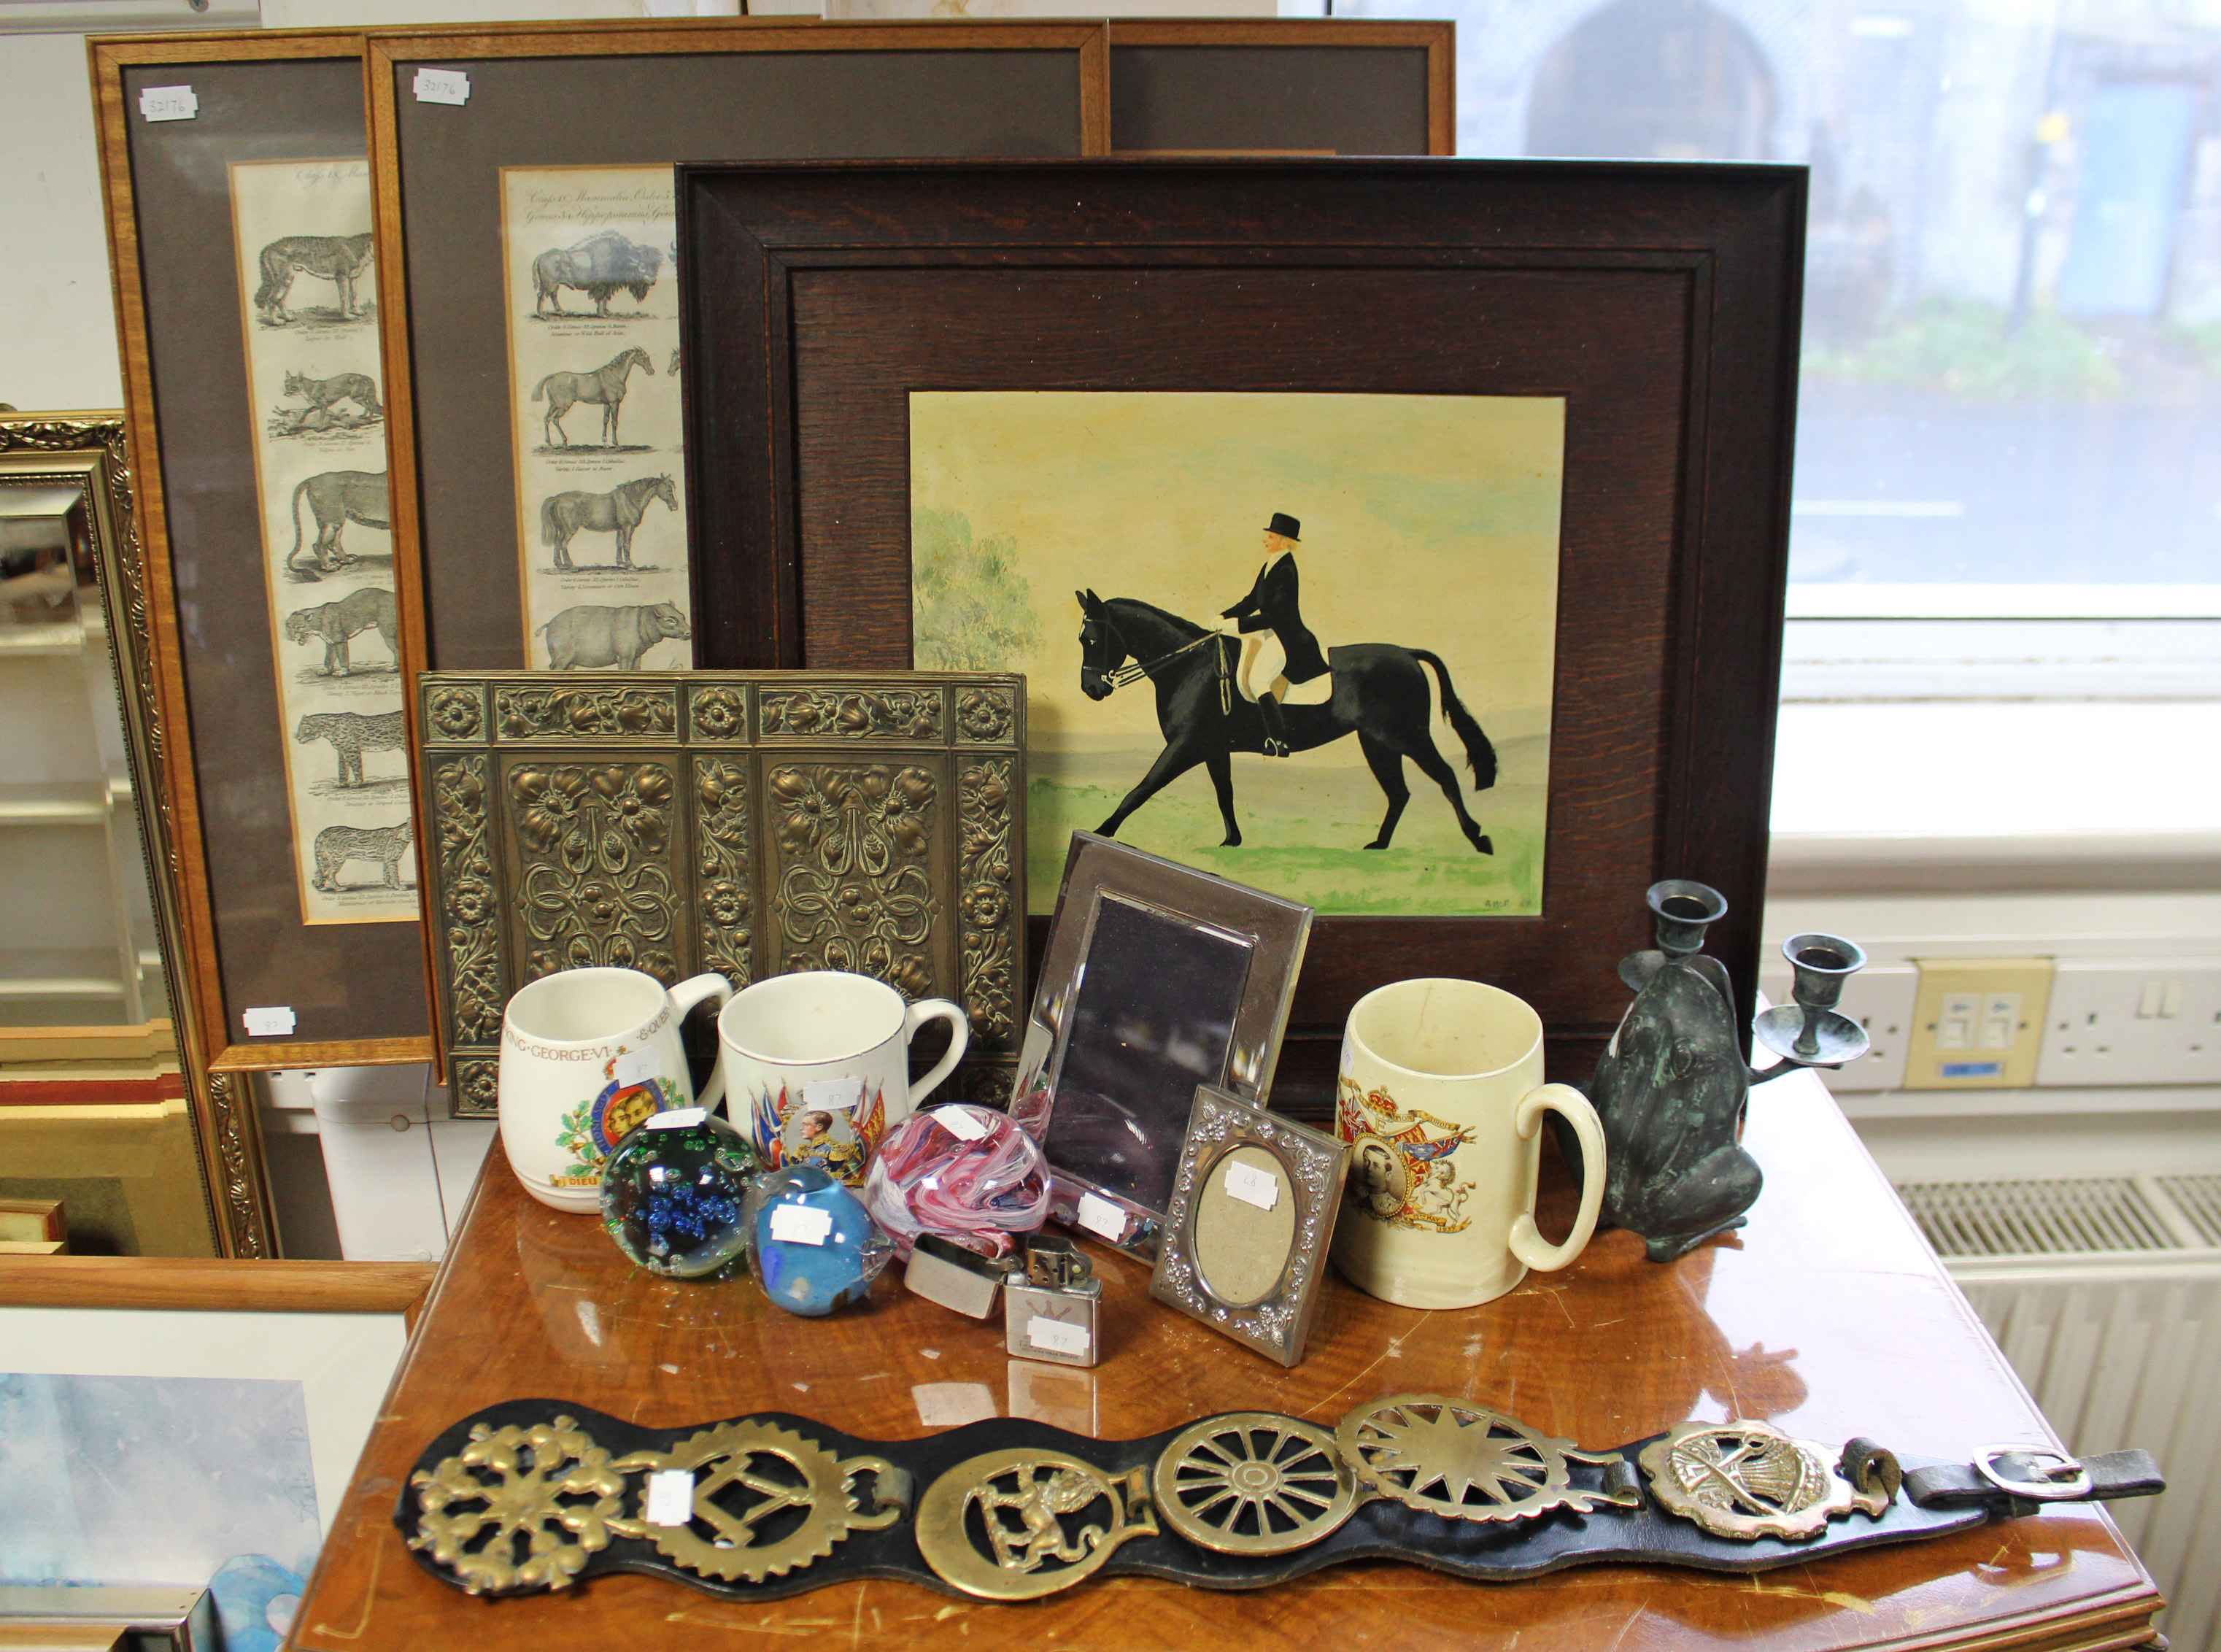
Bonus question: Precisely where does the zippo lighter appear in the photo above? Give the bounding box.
[1004,1235,1102,1368]
[905,1233,1006,1319]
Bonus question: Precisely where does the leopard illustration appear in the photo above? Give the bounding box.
[283,585,396,675]
[294,709,406,789]
[310,820,414,892]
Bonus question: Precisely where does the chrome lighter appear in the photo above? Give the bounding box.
[1004,1235,1102,1368]
[905,1233,1006,1319]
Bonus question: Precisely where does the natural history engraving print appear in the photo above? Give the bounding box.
[230,158,414,924]
[501,166,694,671]
[909,393,1563,916]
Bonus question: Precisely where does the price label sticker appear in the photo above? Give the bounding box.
[242,1006,296,1037]
[1224,1159,1281,1211]
[138,85,197,123]
[412,67,471,106]
[768,1203,833,1246]
[614,1049,660,1088]
[645,1470,694,1527]
[803,1076,864,1112]
[1074,1192,1126,1240]
[936,1106,989,1142]
[648,1108,706,1132]
[1027,1316,1090,1356]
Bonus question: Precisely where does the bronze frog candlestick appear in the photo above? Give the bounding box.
[1571,881,1869,1262]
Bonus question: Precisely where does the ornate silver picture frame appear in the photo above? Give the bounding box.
[1151,1086,1348,1368]
[1010,832,1310,1257]
[415,671,1024,1116]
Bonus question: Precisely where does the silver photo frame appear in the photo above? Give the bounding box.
[1010,832,1312,1259]
[1151,1086,1348,1367]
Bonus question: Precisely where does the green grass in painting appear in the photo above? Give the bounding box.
[1027,763,1544,917]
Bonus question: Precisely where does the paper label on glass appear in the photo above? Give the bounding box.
[228,158,415,926]
[1027,1316,1090,1356]
[1224,1159,1281,1211]
[1075,1192,1127,1240]
[937,1105,989,1142]
[499,166,693,671]
[139,86,197,122]
[647,1107,706,1131]
[412,68,471,106]
[644,1469,693,1526]
[769,1204,833,1246]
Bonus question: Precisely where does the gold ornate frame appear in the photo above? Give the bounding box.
[0,414,272,1257]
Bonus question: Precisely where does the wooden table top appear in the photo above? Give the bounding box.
[290,1069,2161,1652]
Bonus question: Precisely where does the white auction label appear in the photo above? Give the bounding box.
[242,1006,296,1037]
[412,66,471,106]
[614,1048,660,1088]
[768,1203,833,1246]
[803,1076,865,1112]
[1027,1316,1090,1356]
[644,1469,694,1527]
[936,1105,989,1142]
[138,85,197,122]
[1224,1159,1281,1211]
[647,1108,706,1132]
[1074,1192,1126,1240]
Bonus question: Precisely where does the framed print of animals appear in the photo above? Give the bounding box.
[93,31,436,1083]
[367,19,1111,680]
[678,158,1803,1109]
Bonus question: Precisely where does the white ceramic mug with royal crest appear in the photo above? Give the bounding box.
[498,966,733,1212]
[1330,977,1607,1309]
[720,970,968,1187]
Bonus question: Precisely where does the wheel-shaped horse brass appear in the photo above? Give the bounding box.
[1337,1394,1633,1524]
[1153,1413,1359,1556]
[1639,1420,1891,1542]
[916,1448,1158,1600]
[609,1419,904,1583]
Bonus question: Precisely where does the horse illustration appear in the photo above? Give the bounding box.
[1075,590,1497,853]
[532,346,653,447]
[531,230,660,318]
[287,470,389,582]
[540,475,678,571]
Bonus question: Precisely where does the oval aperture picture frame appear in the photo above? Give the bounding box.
[1152,1085,1349,1367]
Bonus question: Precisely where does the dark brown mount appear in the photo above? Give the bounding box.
[676,158,1804,1113]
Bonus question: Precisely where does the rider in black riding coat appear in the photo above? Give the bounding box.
[1221,512,1326,757]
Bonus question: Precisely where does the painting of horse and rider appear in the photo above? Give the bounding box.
[909,391,1564,917]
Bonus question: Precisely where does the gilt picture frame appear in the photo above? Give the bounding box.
[676,157,1802,1112]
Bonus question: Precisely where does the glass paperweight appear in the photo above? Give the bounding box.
[744,1163,894,1317]
[599,1107,759,1279]
[862,1103,1049,1261]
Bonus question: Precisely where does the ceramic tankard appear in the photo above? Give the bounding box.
[499,966,733,1213]
[722,970,968,1187]
[1330,977,1607,1309]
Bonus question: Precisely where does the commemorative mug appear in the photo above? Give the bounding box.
[499,966,733,1213]
[722,970,969,1187]
[1330,977,1607,1309]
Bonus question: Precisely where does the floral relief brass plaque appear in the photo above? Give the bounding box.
[417,673,1024,1117]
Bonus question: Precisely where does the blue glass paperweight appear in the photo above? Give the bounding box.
[599,1107,759,1279]
[744,1164,894,1316]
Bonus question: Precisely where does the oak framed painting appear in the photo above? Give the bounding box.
[679,158,1804,1107]
[908,390,1561,919]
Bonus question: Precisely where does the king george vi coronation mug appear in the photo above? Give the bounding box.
[722,970,969,1188]
[1331,977,1607,1309]
[499,966,733,1213]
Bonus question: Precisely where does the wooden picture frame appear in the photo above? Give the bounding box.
[1107,20,1453,157]
[677,158,1803,1110]
[90,29,435,1086]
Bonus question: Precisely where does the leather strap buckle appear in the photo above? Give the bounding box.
[1974,1446,2094,1501]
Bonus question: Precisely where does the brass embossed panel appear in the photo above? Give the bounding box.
[418,672,1025,1116]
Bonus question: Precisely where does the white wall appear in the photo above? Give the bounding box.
[0,32,125,413]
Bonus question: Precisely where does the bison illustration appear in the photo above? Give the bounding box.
[531,230,662,319]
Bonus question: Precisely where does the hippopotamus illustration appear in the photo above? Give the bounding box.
[535,601,691,671]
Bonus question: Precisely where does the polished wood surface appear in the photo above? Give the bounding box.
[292,1070,2159,1651]
[0,1257,433,1321]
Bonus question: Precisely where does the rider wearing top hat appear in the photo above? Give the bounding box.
[1221,512,1326,758]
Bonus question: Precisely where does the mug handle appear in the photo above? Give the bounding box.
[1508,1082,1606,1273]
[903,997,970,1108]
[667,972,734,1113]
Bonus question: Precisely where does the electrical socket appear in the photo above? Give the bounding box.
[1902,957,2054,1089]
[1758,961,1917,1092]
[2036,958,2221,1087]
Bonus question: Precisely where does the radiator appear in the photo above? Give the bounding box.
[1897,1173,2221,1652]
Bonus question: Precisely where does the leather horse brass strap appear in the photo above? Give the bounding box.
[396,1397,2162,1605]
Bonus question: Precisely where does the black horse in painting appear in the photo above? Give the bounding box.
[1075,591,1499,853]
